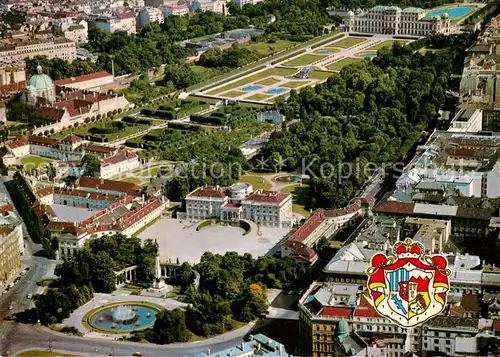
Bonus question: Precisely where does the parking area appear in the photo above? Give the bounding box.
[137,218,290,264]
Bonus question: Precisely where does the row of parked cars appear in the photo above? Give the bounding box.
[1,267,29,296]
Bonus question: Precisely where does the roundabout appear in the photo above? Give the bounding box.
[84,301,163,333]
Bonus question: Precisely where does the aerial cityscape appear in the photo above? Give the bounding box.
[0,0,499,356]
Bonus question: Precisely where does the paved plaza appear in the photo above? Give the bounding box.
[50,203,98,222]
[62,292,186,337]
[138,219,290,263]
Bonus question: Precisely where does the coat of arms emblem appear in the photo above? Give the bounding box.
[366,238,450,327]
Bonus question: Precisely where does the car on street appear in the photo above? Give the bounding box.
[26,294,32,299]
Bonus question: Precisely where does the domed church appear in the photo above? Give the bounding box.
[24,65,56,105]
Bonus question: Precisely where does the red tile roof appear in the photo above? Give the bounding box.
[321,307,353,318]
[223,202,240,209]
[61,134,82,143]
[493,320,500,331]
[246,190,290,204]
[283,240,318,264]
[55,188,117,201]
[28,135,58,147]
[373,201,415,215]
[0,80,26,95]
[77,177,142,196]
[117,12,134,19]
[6,138,29,149]
[35,187,53,198]
[37,106,66,122]
[188,187,227,198]
[325,201,362,217]
[288,209,325,243]
[82,143,116,155]
[354,293,382,318]
[119,199,162,228]
[54,72,112,87]
[100,152,135,166]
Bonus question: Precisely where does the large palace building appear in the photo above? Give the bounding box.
[343,6,452,37]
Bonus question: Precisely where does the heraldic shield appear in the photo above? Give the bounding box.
[366,238,450,328]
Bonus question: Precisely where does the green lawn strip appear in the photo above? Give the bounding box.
[51,119,149,142]
[222,90,247,98]
[280,184,311,217]
[256,78,281,86]
[137,166,160,177]
[17,351,78,357]
[366,40,404,51]
[242,39,299,56]
[163,285,183,298]
[281,81,310,89]
[186,95,220,104]
[330,240,344,248]
[117,176,144,185]
[21,155,53,169]
[326,58,365,71]
[311,70,334,81]
[327,37,366,48]
[238,175,272,190]
[246,93,272,101]
[283,54,327,67]
[206,68,297,95]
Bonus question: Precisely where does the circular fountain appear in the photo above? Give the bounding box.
[86,302,162,333]
[112,305,139,325]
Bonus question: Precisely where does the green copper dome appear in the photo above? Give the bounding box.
[336,318,350,337]
[28,65,54,90]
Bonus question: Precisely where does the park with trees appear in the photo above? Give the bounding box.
[261,33,474,211]
[130,252,309,343]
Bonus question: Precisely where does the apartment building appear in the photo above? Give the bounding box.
[0,38,76,65]
[138,6,164,28]
[0,224,23,289]
[92,13,137,34]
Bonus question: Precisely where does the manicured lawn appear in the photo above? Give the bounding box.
[329,37,366,48]
[21,155,53,169]
[223,90,247,98]
[243,39,299,56]
[283,54,326,67]
[136,166,160,177]
[17,351,77,357]
[51,118,149,142]
[238,175,272,190]
[117,176,143,185]
[281,184,311,218]
[186,95,220,104]
[330,240,344,248]
[281,80,310,89]
[246,93,272,101]
[206,68,297,95]
[366,40,404,51]
[311,70,333,80]
[327,58,365,71]
[256,78,281,86]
